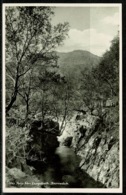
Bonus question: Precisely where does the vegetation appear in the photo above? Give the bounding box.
[6,125,30,168]
[5,6,119,188]
[77,35,119,115]
[6,6,69,115]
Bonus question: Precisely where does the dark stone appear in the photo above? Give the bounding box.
[76,115,81,120]
[26,119,60,172]
[93,135,101,149]
[75,109,86,114]
[29,119,60,136]
[63,137,73,147]
[108,137,115,150]
[79,125,87,137]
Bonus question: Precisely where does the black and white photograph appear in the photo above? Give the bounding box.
[2,3,122,193]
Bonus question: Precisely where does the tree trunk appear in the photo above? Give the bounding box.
[25,99,29,120]
[6,91,17,114]
[6,74,19,114]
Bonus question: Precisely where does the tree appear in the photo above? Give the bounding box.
[17,69,34,119]
[29,68,73,132]
[78,35,119,115]
[77,68,99,113]
[5,6,69,114]
[94,35,119,98]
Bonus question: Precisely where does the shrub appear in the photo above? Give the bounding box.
[6,125,31,168]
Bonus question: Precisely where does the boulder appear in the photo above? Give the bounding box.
[6,167,42,188]
[26,119,60,172]
[92,109,99,116]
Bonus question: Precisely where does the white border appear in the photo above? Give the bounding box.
[2,3,122,193]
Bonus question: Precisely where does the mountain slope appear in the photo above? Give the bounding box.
[57,50,100,76]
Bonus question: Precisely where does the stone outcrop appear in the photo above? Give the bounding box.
[58,110,119,188]
[6,167,41,188]
[26,119,60,172]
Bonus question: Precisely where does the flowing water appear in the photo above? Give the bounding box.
[32,145,105,188]
[26,119,105,188]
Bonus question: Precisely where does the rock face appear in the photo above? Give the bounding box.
[58,110,119,188]
[55,139,105,188]
[6,167,43,188]
[26,119,60,172]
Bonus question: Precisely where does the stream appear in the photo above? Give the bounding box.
[25,119,105,188]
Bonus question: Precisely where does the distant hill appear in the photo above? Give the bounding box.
[57,50,100,76]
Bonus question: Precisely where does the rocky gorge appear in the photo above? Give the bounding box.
[58,106,119,188]
[6,104,119,189]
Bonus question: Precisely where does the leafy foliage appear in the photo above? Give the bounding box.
[6,6,69,113]
[6,125,31,168]
[94,35,119,98]
[78,35,119,113]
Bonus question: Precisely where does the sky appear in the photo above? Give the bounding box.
[52,6,120,56]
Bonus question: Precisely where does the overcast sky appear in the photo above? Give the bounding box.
[52,6,120,56]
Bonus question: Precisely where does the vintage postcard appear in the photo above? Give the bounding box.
[2,3,122,193]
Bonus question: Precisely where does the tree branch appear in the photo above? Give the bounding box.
[6,73,15,86]
[18,67,31,78]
